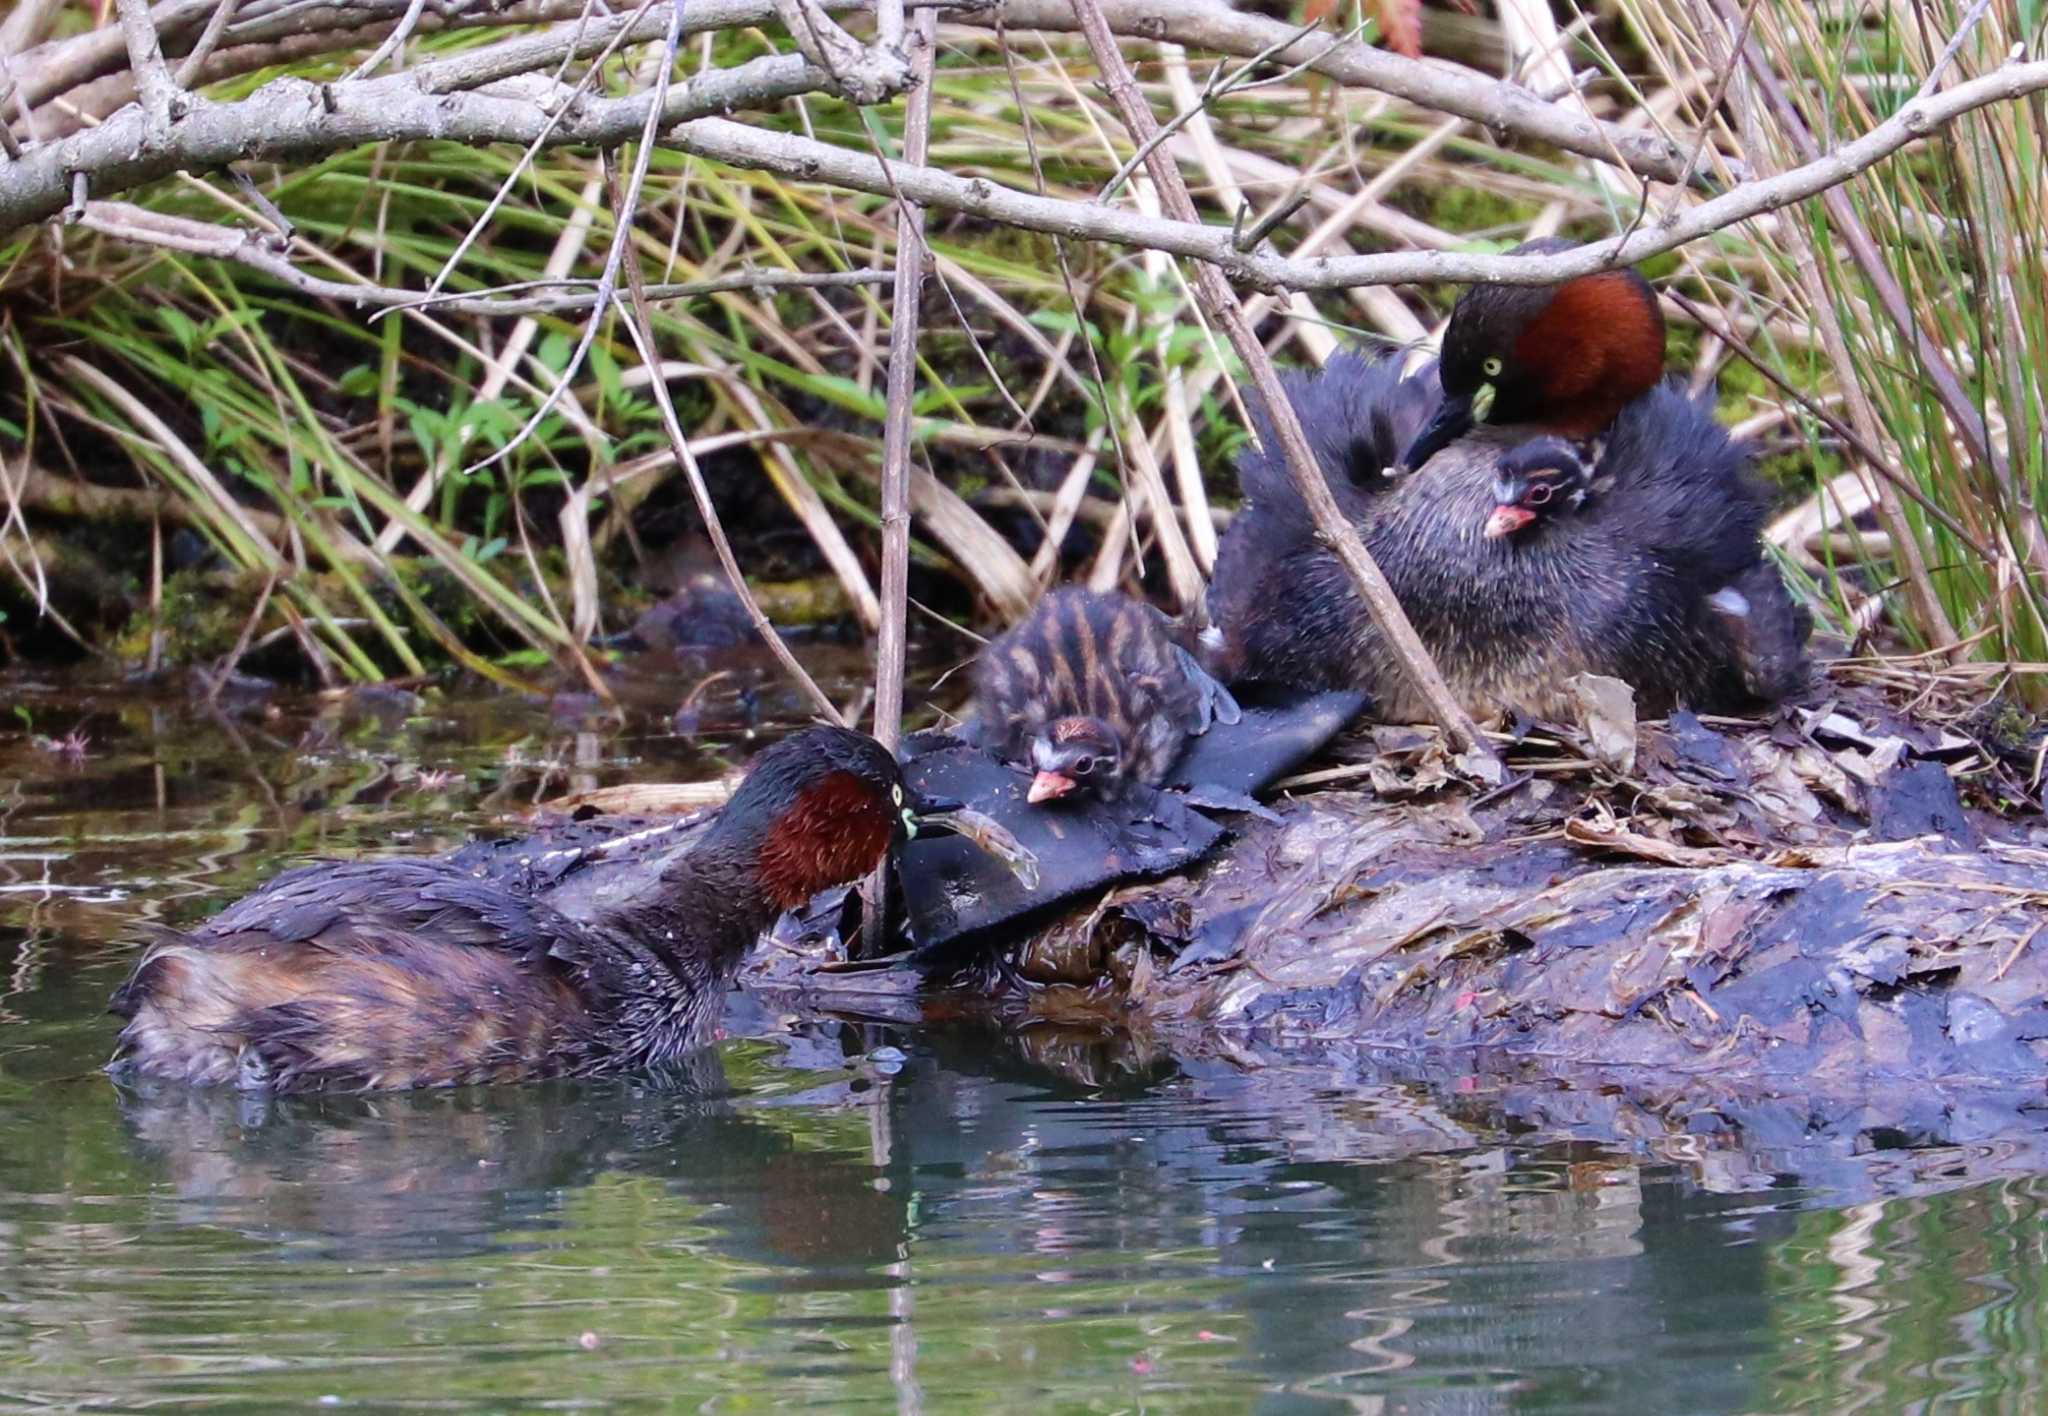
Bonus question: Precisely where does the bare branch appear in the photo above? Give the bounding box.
[659,54,2048,291]
[15,0,1708,191]
[871,4,934,755]
[0,47,845,234]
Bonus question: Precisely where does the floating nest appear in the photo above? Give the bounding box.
[512,666,2048,1093]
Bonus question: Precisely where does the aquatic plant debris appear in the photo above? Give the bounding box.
[744,680,2048,1090]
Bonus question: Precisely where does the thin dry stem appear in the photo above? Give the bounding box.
[1071,0,1495,762]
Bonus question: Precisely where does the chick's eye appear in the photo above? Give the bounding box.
[1481,357,1503,378]
[1071,756,1096,775]
[1525,483,1553,506]
[891,784,904,805]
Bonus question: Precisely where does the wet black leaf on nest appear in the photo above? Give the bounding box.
[1665,709,1746,785]
[1867,758,1982,849]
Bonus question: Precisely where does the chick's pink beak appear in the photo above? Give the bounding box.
[1484,504,1536,539]
[1027,770,1077,804]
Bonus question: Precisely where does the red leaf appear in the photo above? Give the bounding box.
[1373,0,1424,58]
[1301,0,1341,23]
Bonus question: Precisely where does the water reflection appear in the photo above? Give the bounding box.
[115,1049,908,1272]
[6,989,2048,1408]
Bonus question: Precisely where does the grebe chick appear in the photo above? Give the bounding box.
[1210,356,1811,719]
[973,587,1240,804]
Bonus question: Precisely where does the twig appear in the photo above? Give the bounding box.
[112,0,182,123]
[173,0,241,87]
[1094,10,1333,206]
[1993,917,2048,983]
[386,267,896,316]
[422,0,651,300]
[1069,0,1493,762]
[411,171,602,563]
[861,0,935,953]
[1662,0,1756,212]
[471,5,755,478]
[612,180,843,724]
[342,0,426,80]
[1916,0,1995,101]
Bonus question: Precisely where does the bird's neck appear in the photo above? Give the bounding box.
[604,834,781,988]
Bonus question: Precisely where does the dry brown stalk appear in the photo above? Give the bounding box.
[1070,0,1494,762]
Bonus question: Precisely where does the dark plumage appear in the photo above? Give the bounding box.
[1209,352,1811,720]
[108,727,959,1093]
[973,587,1239,804]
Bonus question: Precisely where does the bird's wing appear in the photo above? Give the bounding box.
[195,858,585,967]
[1592,382,1771,593]
[1172,643,1243,732]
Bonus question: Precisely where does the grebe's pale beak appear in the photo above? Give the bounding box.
[1401,390,1476,471]
[901,785,965,838]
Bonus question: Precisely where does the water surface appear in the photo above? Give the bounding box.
[1,669,2044,1412]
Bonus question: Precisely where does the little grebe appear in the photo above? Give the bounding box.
[973,587,1240,804]
[1400,236,1666,473]
[1208,279,1810,720]
[108,726,961,1093]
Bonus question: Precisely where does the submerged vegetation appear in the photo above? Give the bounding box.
[0,0,2041,724]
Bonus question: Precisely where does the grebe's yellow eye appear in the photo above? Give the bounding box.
[1482,356,1503,378]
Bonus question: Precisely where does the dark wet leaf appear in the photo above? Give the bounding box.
[1666,709,1745,784]
[1164,686,1369,797]
[1867,759,1981,849]
[896,745,1227,954]
[898,687,1367,955]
